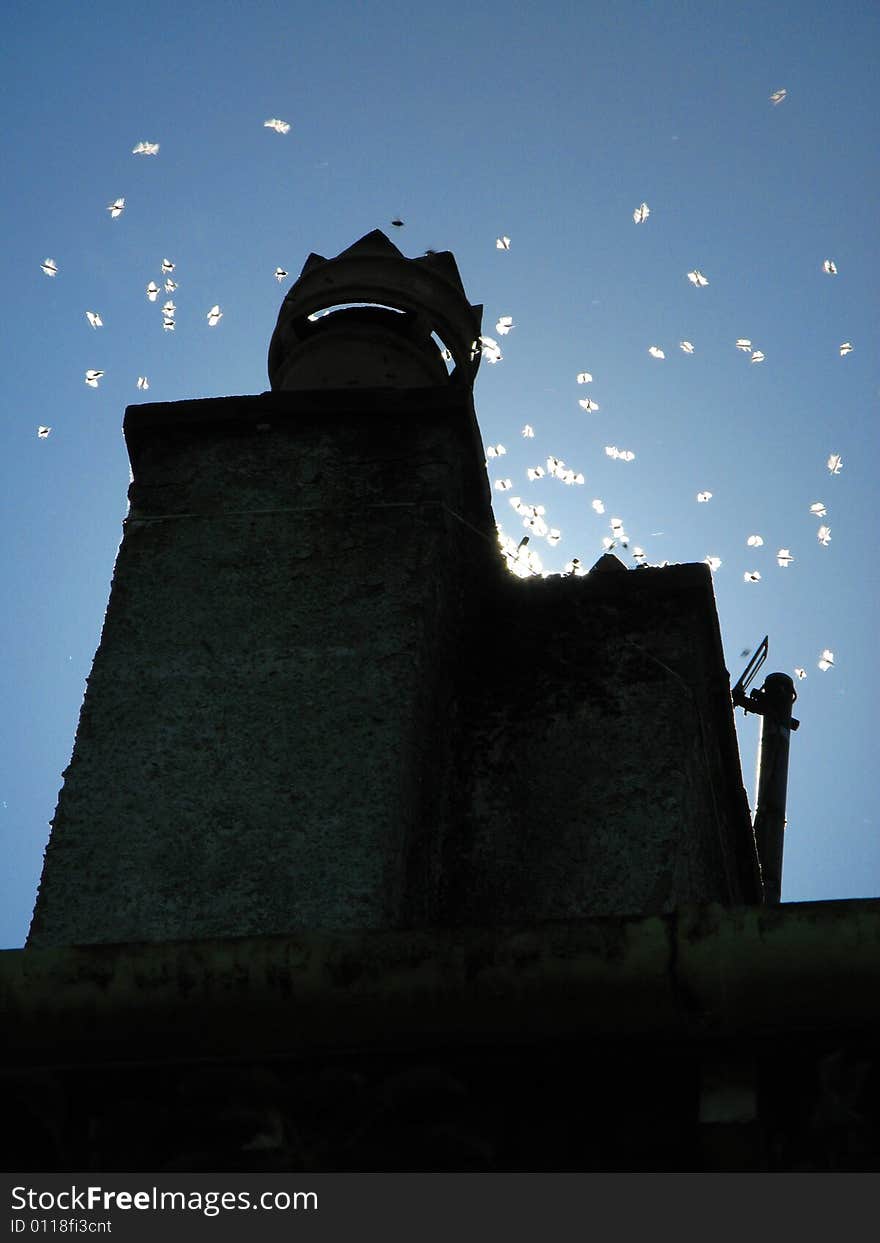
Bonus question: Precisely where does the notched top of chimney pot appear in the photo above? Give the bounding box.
[268,230,484,392]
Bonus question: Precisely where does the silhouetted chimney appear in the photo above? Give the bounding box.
[28,232,760,949]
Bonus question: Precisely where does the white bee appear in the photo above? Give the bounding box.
[85,311,103,329]
[162,316,175,331]
[206,305,223,327]
[750,350,765,364]
[527,466,545,481]
[818,649,834,672]
[696,491,712,503]
[704,556,722,573]
[605,446,635,461]
[743,571,761,583]
[107,198,125,218]
[505,539,543,578]
[592,499,605,514]
[85,369,104,387]
[40,258,58,277]
[132,141,159,155]
[475,335,501,363]
[633,202,650,223]
[37,426,51,438]
[576,372,593,384]
[735,338,752,352]
[274,267,289,282]
[546,529,562,547]
[494,479,513,491]
[632,547,647,565]
[578,398,599,412]
[263,118,291,134]
[679,340,695,354]
[161,258,175,274]
[810,502,827,517]
[648,346,665,359]
[777,549,794,567]
[495,315,514,335]
[164,278,178,293]
[839,342,853,356]
[687,269,709,287]
[486,444,507,457]
[161,300,176,317]
[817,525,832,546]
[827,453,843,474]
[146,282,160,302]
[137,376,149,390]
[495,236,511,250]
[747,534,764,547]
[822,259,837,275]
[794,667,807,680]
[521,424,534,438]
[769,88,787,105]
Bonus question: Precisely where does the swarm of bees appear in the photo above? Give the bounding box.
[38,94,855,690]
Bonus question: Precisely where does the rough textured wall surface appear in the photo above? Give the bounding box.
[28,389,499,946]
[28,386,758,949]
[440,564,760,922]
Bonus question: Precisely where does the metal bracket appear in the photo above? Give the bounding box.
[732,637,799,730]
[732,635,768,707]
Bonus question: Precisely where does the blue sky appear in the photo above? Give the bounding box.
[2,0,877,946]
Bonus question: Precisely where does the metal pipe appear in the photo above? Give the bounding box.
[753,673,797,903]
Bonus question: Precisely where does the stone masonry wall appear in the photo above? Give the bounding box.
[28,386,759,948]
[440,564,759,922]
[28,389,498,946]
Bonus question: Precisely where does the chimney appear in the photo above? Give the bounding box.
[28,231,761,950]
[28,232,498,946]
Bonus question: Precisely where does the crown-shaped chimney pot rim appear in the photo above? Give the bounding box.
[268,231,483,390]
